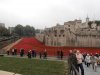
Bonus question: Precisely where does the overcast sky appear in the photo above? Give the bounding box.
[0,0,100,29]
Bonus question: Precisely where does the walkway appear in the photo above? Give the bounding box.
[83,64,100,75]
[2,38,22,52]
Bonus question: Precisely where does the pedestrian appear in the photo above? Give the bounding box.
[20,49,22,57]
[20,48,24,57]
[39,51,42,59]
[95,53,99,58]
[57,50,60,59]
[32,50,35,57]
[43,49,47,59]
[12,49,14,55]
[27,50,32,59]
[83,52,87,65]
[22,49,24,56]
[99,55,100,59]
[60,50,63,60]
[76,50,84,75]
[85,54,91,67]
[34,50,37,58]
[14,48,17,55]
[91,55,98,72]
[7,51,9,55]
[68,50,78,75]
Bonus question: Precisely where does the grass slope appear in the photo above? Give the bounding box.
[0,57,65,75]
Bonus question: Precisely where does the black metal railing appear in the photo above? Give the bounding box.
[69,64,80,75]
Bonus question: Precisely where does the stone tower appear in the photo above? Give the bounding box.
[86,16,89,27]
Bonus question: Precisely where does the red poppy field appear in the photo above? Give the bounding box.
[11,37,100,56]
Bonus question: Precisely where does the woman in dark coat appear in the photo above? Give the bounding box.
[27,50,32,59]
[60,50,63,60]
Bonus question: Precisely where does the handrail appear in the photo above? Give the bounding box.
[71,64,80,75]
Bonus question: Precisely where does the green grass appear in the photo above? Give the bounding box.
[0,57,66,75]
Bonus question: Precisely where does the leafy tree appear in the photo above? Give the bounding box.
[24,25,35,36]
[2,28,10,36]
[14,24,24,36]
[14,24,35,37]
[88,20,100,28]
[0,26,10,36]
[95,21,100,26]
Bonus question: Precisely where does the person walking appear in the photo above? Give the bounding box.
[91,55,98,72]
[7,51,10,55]
[12,49,14,55]
[95,53,99,58]
[32,50,35,57]
[83,52,87,65]
[76,50,84,75]
[20,49,22,57]
[43,49,47,59]
[39,51,42,59]
[27,50,32,59]
[57,50,60,59]
[20,48,24,57]
[14,48,17,55]
[34,50,37,58]
[85,54,91,67]
[68,50,78,75]
[60,50,63,60]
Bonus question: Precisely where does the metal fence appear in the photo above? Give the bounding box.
[69,63,80,75]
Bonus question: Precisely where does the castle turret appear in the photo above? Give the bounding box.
[86,16,89,23]
[86,16,89,28]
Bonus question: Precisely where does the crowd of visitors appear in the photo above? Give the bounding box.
[6,48,100,75]
[68,49,100,75]
[68,50,84,75]
[7,48,17,55]
[6,48,64,60]
[83,52,100,72]
[27,49,47,59]
[7,48,48,59]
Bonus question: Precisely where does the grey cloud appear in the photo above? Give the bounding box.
[0,0,100,29]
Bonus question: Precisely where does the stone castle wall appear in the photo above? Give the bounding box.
[36,18,100,47]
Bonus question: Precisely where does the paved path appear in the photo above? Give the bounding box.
[2,38,22,52]
[4,55,67,62]
[83,64,100,75]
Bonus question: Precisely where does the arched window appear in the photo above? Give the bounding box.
[63,35,65,37]
[60,30,64,34]
[55,35,57,37]
[54,30,57,34]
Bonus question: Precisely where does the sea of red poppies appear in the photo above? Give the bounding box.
[11,37,100,56]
